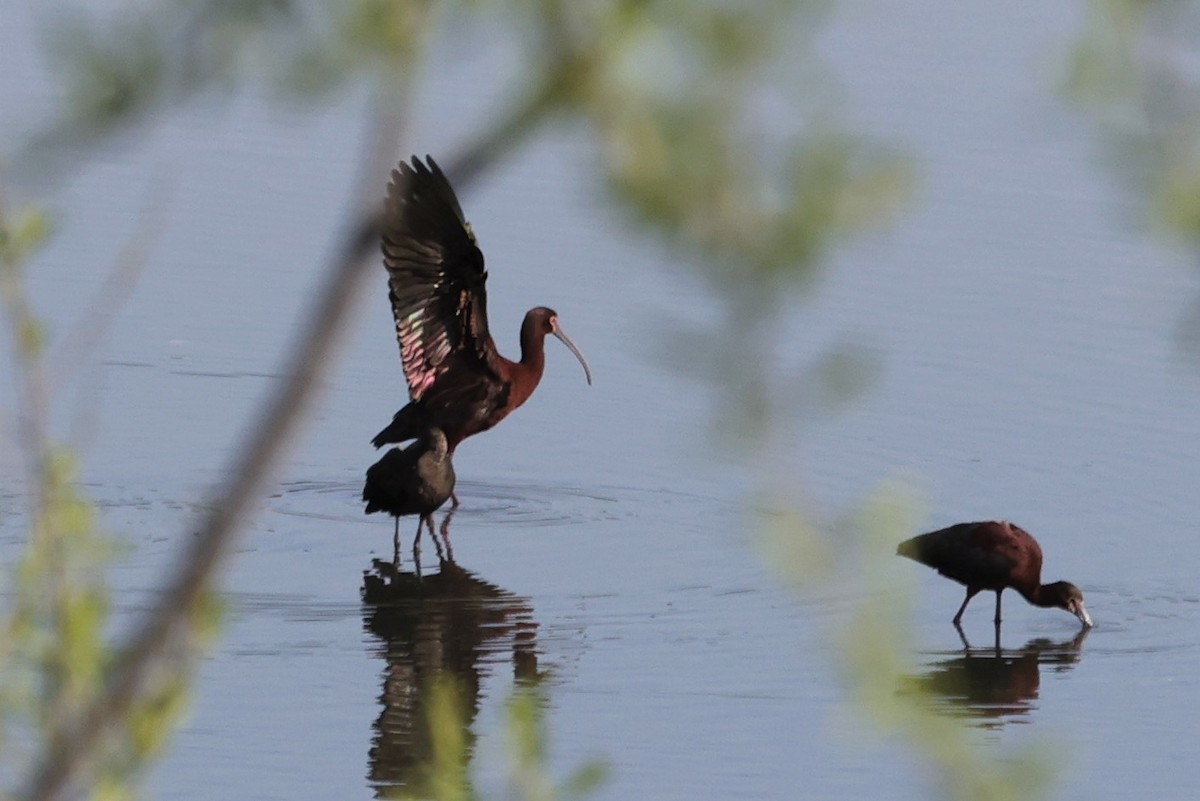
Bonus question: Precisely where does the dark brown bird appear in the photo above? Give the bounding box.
[897,520,1092,628]
[363,428,456,560]
[370,157,592,492]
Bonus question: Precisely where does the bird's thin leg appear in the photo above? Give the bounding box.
[408,515,427,577]
[437,508,456,563]
[425,514,447,558]
[392,517,401,567]
[952,588,978,626]
[412,519,425,578]
[430,523,447,562]
[993,590,1003,626]
[449,490,460,509]
[954,622,971,650]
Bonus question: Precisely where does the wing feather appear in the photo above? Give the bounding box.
[901,521,1018,588]
[382,155,501,401]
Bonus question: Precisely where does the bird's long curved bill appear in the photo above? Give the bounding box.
[551,324,593,385]
[1074,602,1094,628]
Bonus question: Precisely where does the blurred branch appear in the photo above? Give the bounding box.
[1065,0,1200,364]
[18,137,389,801]
[1066,0,1200,243]
[0,198,54,501]
[19,153,378,801]
[15,22,580,796]
[14,0,303,194]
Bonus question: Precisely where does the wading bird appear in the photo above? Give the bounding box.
[363,428,455,562]
[897,520,1092,629]
[371,156,592,507]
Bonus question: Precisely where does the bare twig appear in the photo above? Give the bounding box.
[58,175,173,451]
[53,176,170,388]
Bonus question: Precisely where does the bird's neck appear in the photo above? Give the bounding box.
[1022,584,1057,608]
[517,319,548,373]
[502,323,546,410]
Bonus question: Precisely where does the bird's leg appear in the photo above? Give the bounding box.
[430,522,447,562]
[414,516,426,549]
[952,588,979,626]
[954,622,971,650]
[414,517,432,576]
[422,516,436,559]
[449,490,460,509]
[392,517,401,567]
[993,590,1003,626]
[436,507,456,563]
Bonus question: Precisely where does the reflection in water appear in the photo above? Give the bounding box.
[361,553,540,795]
[902,629,1089,729]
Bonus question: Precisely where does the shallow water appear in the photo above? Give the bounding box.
[4,1,1200,799]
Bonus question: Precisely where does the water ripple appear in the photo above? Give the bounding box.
[271,477,700,528]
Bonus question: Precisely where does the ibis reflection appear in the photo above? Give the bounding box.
[362,551,540,795]
[902,629,1089,729]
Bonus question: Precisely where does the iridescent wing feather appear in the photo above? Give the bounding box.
[383,156,501,402]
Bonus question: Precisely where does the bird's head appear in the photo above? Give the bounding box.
[1044,581,1093,628]
[424,427,449,458]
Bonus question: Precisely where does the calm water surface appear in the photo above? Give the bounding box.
[3,1,1200,799]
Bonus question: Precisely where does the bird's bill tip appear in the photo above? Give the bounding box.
[551,325,593,385]
[1073,602,1094,628]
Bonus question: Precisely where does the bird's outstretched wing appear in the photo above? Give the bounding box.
[383,155,501,401]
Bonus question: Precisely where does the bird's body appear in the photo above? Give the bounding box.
[363,428,456,559]
[371,156,592,465]
[897,520,1092,628]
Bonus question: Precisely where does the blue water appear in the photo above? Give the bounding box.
[3,1,1200,799]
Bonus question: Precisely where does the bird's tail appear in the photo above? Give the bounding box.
[362,473,384,513]
[362,448,402,513]
[896,536,921,560]
[370,404,419,449]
